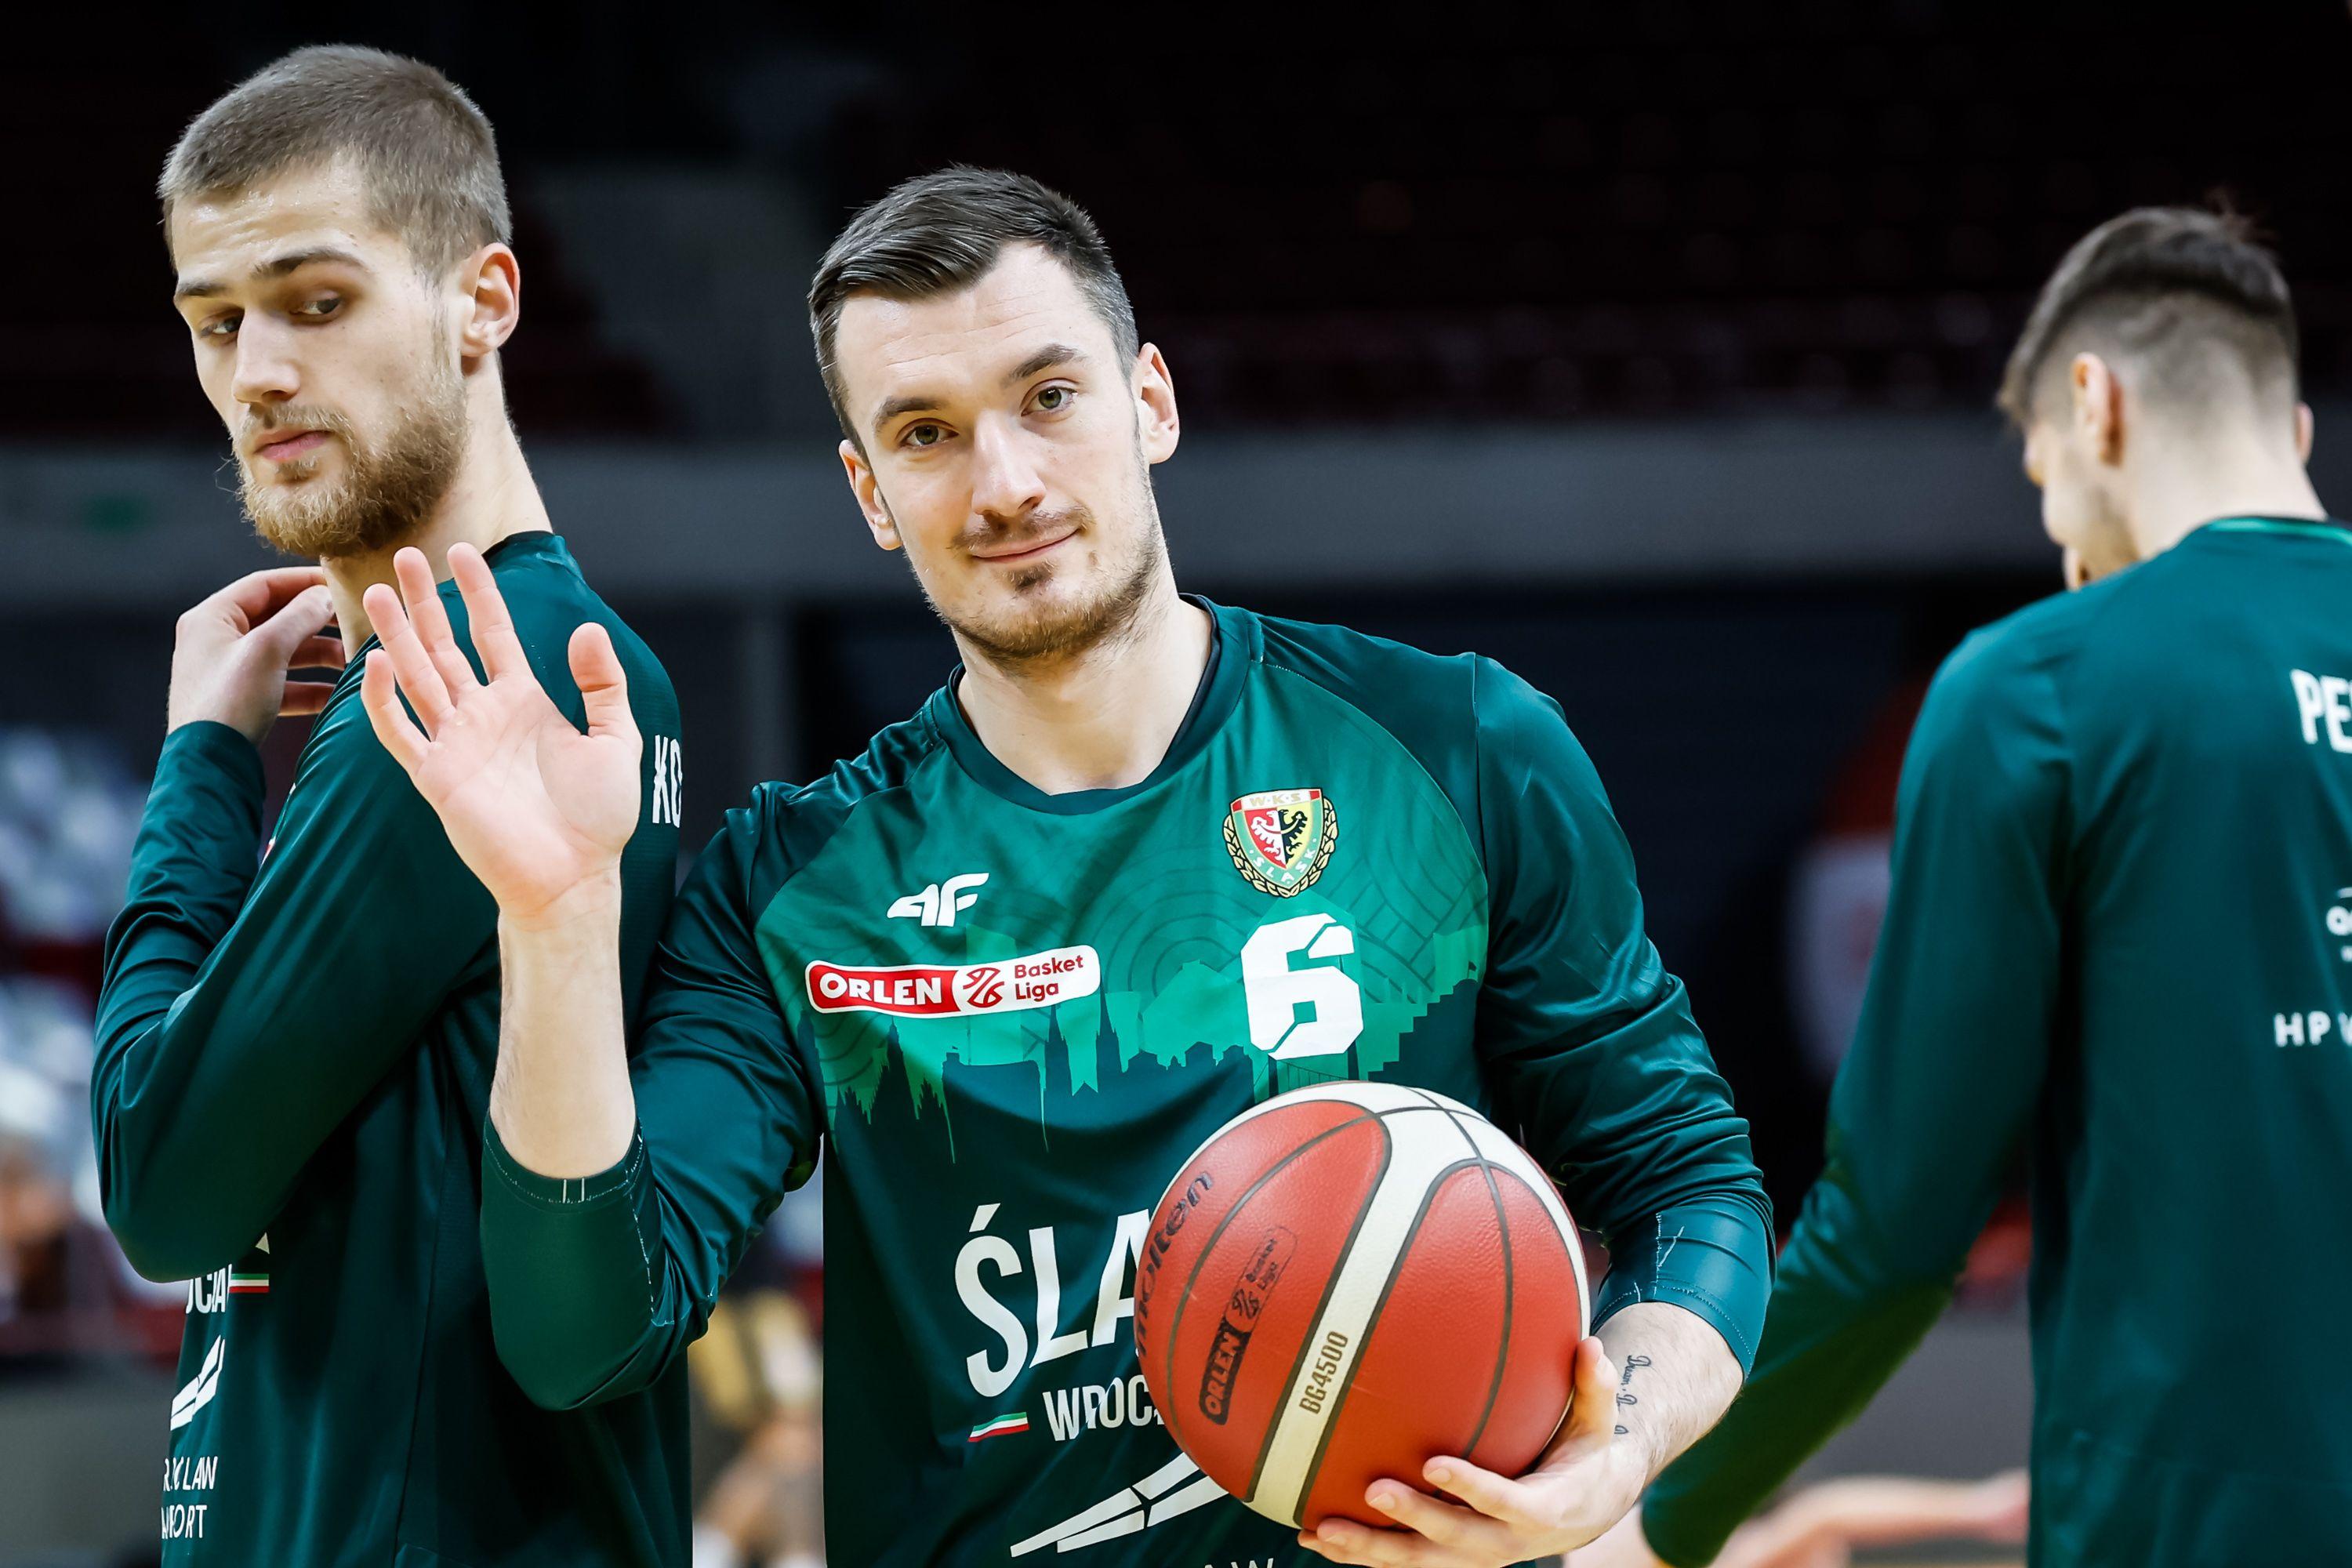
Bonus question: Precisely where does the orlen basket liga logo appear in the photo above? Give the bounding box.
[804,946,1101,1017]
[1223,788,1338,897]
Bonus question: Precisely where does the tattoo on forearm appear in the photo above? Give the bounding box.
[1613,1352,1653,1436]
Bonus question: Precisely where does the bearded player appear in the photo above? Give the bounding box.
[1598,208,2352,1566]
[360,169,1773,1566]
[93,46,684,1566]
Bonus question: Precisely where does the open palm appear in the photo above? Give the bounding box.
[360,543,640,924]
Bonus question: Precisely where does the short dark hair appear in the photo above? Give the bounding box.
[808,167,1140,444]
[1998,205,2298,426]
[161,45,510,277]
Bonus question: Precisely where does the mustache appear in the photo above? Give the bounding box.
[240,404,356,450]
[957,504,1091,554]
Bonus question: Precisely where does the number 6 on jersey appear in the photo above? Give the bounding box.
[1241,913,1362,1059]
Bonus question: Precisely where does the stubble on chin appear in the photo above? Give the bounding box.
[941,521,1164,668]
[238,360,469,561]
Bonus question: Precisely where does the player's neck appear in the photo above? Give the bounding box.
[325,410,553,652]
[954,580,1214,797]
[2127,439,2326,560]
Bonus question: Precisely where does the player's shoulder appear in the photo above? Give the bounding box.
[1243,601,1568,757]
[1932,564,2148,716]
[466,532,669,681]
[1231,603,1593,864]
[1247,603,1477,690]
[1910,583,2128,777]
[725,709,949,882]
[1239,601,1482,743]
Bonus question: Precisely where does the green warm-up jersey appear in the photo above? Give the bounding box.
[1644,517,2352,1566]
[94,532,686,1567]
[478,599,1773,1566]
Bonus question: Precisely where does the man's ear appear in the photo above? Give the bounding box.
[2071,351,2125,466]
[2298,401,2315,463]
[840,439,900,552]
[458,243,521,361]
[1133,343,1181,465]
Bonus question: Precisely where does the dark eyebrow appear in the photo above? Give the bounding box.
[1005,343,1085,385]
[174,245,372,304]
[868,343,1091,440]
[869,393,942,441]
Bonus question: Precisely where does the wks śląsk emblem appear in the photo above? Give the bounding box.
[1223,789,1338,897]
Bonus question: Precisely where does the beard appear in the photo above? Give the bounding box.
[920,494,1167,670]
[237,354,468,561]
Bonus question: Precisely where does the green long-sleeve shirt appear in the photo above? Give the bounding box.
[93,532,686,1568]
[474,599,1772,1566]
[1644,517,2352,1566]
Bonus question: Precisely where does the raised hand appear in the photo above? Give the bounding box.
[359,543,639,927]
[168,566,344,743]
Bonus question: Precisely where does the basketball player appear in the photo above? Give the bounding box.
[93,46,683,1566]
[1614,208,2352,1565]
[358,169,1773,1565]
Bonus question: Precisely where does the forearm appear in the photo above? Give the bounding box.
[1593,1192,1774,1378]
[1595,1301,1744,1486]
[1637,1174,1962,1567]
[489,871,637,1178]
[96,725,265,1045]
[93,726,272,1276]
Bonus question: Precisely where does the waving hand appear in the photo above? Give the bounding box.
[359,543,639,927]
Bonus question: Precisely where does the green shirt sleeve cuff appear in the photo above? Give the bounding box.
[120,719,267,906]
[479,1121,670,1410]
[1592,1196,1773,1375]
[481,1120,648,1209]
[1641,1489,1732,1568]
[158,720,266,796]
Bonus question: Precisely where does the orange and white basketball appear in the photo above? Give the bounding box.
[1132,1081,1589,1529]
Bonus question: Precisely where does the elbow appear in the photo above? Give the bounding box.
[500,1348,615,1413]
[102,1187,241,1284]
[97,1142,254,1283]
[492,1321,655,1413]
[506,1369,608,1414]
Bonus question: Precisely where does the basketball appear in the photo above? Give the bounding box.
[1132,1081,1590,1530]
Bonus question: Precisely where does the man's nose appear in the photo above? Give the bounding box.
[230,317,300,409]
[967,416,1047,524]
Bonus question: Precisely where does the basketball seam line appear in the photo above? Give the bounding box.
[1283,1149,1494,1526]
[1152,1108,1388,1501]
[1279,1087,1474,1518]
[1451,1109,1515,1468]
[1235,1113,1399,1510]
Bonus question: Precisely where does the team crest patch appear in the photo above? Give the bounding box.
[1223,789,1338,897]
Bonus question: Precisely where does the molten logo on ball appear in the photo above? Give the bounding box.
[1199,1226,1295,1424]
[1137,1173,1216,1347]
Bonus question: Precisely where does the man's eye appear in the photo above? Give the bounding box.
[904,423,946,448]
[198,314,241,340]
[293,296,343,320]
[1034,387,1071,412]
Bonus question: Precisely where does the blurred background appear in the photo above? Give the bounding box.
[5,2,2349,1562]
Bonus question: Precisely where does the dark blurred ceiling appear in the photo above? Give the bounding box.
[11,1,2348,437]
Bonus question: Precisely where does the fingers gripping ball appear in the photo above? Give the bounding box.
[1133,1083,1588,1530]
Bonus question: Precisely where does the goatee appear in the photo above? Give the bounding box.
[937,503,1166,669]
[238,356,468,561]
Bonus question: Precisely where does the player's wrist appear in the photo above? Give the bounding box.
[1596,1433,1657,1523]
[167,681,267,744]
[497,868,626,938]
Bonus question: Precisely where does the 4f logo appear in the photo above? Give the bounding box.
[889,873,988,928]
